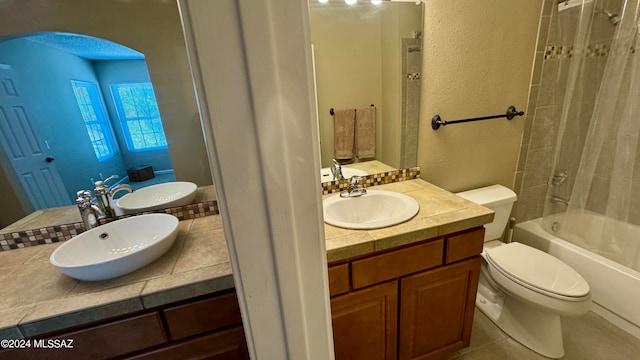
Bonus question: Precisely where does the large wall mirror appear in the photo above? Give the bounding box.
[309,0,424,173]
[0,0,213,231]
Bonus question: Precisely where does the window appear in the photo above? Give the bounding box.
[71,80,115,162]
[110,83,168,152]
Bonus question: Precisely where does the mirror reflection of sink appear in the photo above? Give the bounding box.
[320,167,368,182]
[323,190,419,230]
[50,213,179,281]
[115,181,197,215]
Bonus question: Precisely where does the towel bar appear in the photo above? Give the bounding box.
[330,104,375,116]
[431,106,524,130]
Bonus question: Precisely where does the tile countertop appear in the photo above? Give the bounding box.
[0,178,493,340]
[323,179,494,263]
[0,215,233,340]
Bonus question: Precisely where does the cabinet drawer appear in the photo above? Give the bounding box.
[445,228,484,264]
[128,326,249,360]
[351,239,444,289]
[0,313,166,360]
[164,292,242,340]
[328,263,350,297]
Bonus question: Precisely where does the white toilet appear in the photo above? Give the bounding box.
[456,185,591,359]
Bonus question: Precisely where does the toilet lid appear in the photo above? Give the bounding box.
[485,242,590,298]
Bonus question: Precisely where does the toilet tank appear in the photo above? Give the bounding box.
[455,185,518,242]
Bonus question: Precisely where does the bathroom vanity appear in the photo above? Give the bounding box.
[0,178,492,360]
[328,228,483,360]
[323,179,492,360]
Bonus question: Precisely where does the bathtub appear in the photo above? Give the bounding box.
[514,217,640,339]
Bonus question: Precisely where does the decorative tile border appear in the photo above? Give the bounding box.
[321,167,421,195]
[0,200,219,252]
[0,223,83,251]
[544,44,635,60]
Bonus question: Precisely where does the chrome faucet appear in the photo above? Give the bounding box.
[340,176,367,198]
[94,175,135,217]
[76,190,105,230]
[550,170,569,187]
[331,159,344,181]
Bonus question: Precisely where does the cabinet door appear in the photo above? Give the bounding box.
[399,257,481,360]
[331,280,398,360]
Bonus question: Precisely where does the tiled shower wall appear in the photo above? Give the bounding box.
[400,38,422,169]
[513,0,622,223]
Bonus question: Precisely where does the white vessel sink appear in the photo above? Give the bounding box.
[50,214,179,281]
[323,190,419,229]
[320,167,368,182]
[116,181,197,215]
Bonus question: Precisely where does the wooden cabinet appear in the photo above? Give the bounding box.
[328,227,484,360]
[163,292,242,341]
[399,257,480,360]
[0,313,167,360]
[128,326,248,360]
[0,290,248,360]
[331,281,398,360]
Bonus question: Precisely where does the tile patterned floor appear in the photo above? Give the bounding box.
[448,310,640,360]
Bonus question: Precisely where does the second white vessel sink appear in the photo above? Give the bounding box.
[116,181,197,215]
[323,190,419,230]
[50,214,179,281]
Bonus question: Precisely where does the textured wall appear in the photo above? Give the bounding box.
[417,0,542,193]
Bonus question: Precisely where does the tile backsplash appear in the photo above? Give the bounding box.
[2,167,420,252]
[0,200,218,252]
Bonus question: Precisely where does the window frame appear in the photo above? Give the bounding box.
[70,80,116,162]
[109,82,168,153]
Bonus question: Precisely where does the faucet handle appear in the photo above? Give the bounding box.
[340,176,367,198]
[103,175,119,186]
[75,190,92,205]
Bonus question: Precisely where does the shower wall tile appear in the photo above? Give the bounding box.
[516,0,625,225]
[514,171,524,198]
[631,178,640,226]
[536,60,559,107]
[523,146,554,188]
[586,175,610,215]
[542,0,553,16]
[517,143,529,172]
[530,105,560,149]
[531,53,544,85]
[516,184,547,222]
[537,16,551,52]
[527,86,540,117]
[521,116,533,148]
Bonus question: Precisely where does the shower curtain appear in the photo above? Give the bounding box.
[544,0,640,271]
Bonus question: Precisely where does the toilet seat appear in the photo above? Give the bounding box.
[485,242,590,300]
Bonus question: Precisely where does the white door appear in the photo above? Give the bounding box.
[0,65,70,209]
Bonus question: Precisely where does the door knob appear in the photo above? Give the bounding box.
[45,157,55,163]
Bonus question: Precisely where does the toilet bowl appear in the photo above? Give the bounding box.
[456,185,591,359]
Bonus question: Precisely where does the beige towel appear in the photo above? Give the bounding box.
[355,106,376,159]
[333,109,356,160]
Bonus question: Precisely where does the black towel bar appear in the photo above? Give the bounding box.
[330,104,375,116]
[431,106,524,130]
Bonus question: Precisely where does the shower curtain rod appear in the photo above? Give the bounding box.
[431,106,524,130]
